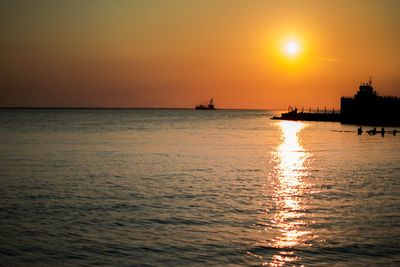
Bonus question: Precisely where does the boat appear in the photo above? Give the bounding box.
[195,98,215,110]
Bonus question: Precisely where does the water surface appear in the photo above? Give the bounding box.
[1,109,399,266]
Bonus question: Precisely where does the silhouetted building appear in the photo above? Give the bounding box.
[341,78,400,125]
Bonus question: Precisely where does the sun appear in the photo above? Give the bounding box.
[284,40,300,56]
[269,33,308,69]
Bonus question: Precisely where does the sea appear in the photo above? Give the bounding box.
[1,109,400,266]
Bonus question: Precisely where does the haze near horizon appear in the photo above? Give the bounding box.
[1,0,399,109]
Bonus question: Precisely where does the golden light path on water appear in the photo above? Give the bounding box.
[267,121,312,266]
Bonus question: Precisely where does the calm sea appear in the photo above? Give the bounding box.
[1,109,400,266]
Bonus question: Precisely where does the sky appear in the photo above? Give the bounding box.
[0,0,399,109]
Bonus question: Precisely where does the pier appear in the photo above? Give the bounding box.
[272,107,341,122]
[273,79,400,126]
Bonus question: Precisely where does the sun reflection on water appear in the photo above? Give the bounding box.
[267,121,312,266]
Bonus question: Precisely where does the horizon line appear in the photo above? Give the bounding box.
[0,106,290,111]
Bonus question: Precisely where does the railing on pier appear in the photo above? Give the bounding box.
[298,107,340,115]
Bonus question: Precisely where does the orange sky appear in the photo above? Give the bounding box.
[1,0,399,109]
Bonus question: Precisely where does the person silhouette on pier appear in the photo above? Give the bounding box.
[381,127,385,137]
[357,127,363,135]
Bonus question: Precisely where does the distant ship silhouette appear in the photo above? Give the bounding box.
[195,98,215,110]
[273,78,400,126]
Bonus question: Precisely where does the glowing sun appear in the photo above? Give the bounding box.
[284,40,300,56]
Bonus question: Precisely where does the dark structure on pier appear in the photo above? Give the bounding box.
[273,78,400,126]
[341,78,400,126]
